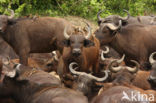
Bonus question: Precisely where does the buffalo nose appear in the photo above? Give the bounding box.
[73,48,81,56]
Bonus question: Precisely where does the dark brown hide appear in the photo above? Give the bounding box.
[0,77,88,103]
[95,24,156,69]
[0,37,18,59]
[62,35,100,74]
[0,17,73,65]
[91,85,153,103]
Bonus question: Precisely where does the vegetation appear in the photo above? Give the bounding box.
[0,0,156,21]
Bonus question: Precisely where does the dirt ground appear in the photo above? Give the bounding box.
[63,16,98,33]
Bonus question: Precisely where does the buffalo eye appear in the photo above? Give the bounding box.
[62,40,70,47]
[84,39,95,47]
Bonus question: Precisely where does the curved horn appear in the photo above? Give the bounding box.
[105,20,122,31]
[2,57,10,65]
[149,52,156,64]
[97,10,103,21]
[85,70,108,82]
[101,46,109,61]
[150,17,156,25]
[52,51,59,61]
[64,27,70,39]
[69,62,81,75]
[8,9,15,19]
[69,62,108,82]
[84,22,92,39]
[122,9,130,20]
[102,46,109,54]
[4,70,16,78]
[108,60,122,73]
[116,54,125,64]
[126,60,139,73]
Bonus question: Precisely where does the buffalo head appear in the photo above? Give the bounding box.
[108,59,139,84]
[97,9,130,26]
[95,20,122,45]
[63,23,94,57]
[0,59,28,98]
[0,9,15,33]
[69,62,109,96]
[45,51,60,72]
[148,52,156,87]
[100,48,125,70]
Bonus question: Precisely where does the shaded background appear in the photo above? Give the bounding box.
[0,0,156,21]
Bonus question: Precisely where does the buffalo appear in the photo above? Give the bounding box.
[0,37,18,59]
[0,64,88,103]
[91,85,154,103]
[97,10,156,26]
[148,52,156,89]
[10,51,60,72]
[1,58,61,86]
[108,59,151,90]
[92,59,155,103]
[69,62,109,98]
[97,10,130,26]
[95,19,156,69]
[61,23,100,75]
[99,46,125,70]
[0,10,74,65]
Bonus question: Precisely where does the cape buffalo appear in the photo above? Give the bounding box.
[148,52,156,89]
[0,10,74,65]
[69,62,109,99]
[0,65,88,103]
[99,46,125,70]
[95,19,156,69]
[108,59,151,90]
[97,10,156,26]
[91,86,152,103]
[1,58,61,86]
[62,23,100,75]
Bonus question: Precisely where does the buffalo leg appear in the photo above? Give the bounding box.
[19,50,29,65]
[57,56,65,78]
[139,59,148,70]
[92,61,99,75]
[139,54,148,70]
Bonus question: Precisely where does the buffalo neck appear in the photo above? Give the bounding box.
[109,33,124,55]
[1,26,12,44]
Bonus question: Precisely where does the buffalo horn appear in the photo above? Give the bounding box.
[105,20,122,31]
[116,54,125,64]
[101,46,109,61]
[2,57,10,65]
[8,9,15,19]
[84,22,92,39]
[97,10,103,21]
[52,51,59,61]
[126,60,139,73]
[64,27,70,39]
[69,62,108,82]
[108,60,122,73]
[149,52,156,64]
[122,9,130,20]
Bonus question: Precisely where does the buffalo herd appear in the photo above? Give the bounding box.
[0,9,156,103]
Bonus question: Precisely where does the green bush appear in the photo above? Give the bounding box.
[0,0,156,21]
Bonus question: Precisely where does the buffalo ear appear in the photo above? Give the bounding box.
[84,39,95,47]
[8,19,17,25]
[62,40,70,47]
[121,20,128,26]
[98,20,102,26]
